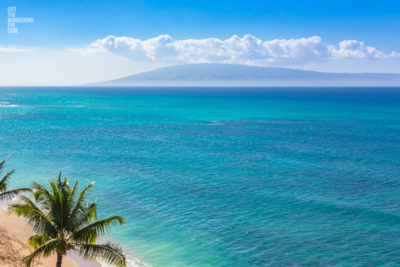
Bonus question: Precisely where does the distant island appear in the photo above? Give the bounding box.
[92,63,400,87]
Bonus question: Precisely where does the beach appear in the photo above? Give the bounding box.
[0,208,102,267]
[0,208,77,267]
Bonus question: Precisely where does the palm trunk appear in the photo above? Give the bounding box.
[56,253,63,267]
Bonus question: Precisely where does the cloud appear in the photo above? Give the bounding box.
[0,46,33,53]
[71,34,400,66]
[331,40,400,59]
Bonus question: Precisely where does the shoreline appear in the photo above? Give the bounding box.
[0,208,100,267]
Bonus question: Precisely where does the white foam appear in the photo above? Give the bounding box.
[99,255,152,267]
[0,101,18,108]
[210,121,224,125]
[0,105,18,107]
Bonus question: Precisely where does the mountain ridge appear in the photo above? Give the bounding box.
[93,64,400,86]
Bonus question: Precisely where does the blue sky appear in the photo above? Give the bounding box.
[1,0,400,85]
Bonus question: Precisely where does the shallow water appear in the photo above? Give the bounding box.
[1,87,400,266]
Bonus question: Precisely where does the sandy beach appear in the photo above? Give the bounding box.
[0,208,79,267]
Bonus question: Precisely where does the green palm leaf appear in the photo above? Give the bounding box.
[0,159,30,200]
[0,187,31,201]
[79,242,126,267]
[28,234,50,249]
[11,195,58,236]
[23,239,64,267]
[73,216,125,243]
[0,169,14,191]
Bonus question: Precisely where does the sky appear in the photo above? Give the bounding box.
[1,0,400,85]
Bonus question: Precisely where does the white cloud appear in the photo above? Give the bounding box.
[71,34,400,66]
[0,46,33,53]
[331,40,400,59]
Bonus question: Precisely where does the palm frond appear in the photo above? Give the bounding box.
[10,195,57,236]
[73,216,125,243]
[66,201,97,231]
[69,180,79,203]
[0,187,30,201]
[78,242,126,267]
[0,169,15,192]
[28,234,50,249]
[69,181,96,222]
[32,182,53,203]
[0,160,5,178]
[23,239,62,267]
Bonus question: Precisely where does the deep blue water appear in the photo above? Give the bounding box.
[1,87,400,266]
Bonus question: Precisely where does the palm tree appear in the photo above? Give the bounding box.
[10,173,126,267]
[0,159,30,201]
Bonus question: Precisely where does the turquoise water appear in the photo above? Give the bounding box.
[1,88,400,266]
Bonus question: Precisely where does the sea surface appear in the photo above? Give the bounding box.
[1,87,400,266]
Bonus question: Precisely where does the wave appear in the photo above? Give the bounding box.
[94,237,152,267]
[99,254,152,267]
[209,120,224,125]
[0,101,18,107]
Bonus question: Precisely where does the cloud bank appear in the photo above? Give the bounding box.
[72,34,400,66]
[0,46,33,53]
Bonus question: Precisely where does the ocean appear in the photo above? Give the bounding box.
[1,87,400,266]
